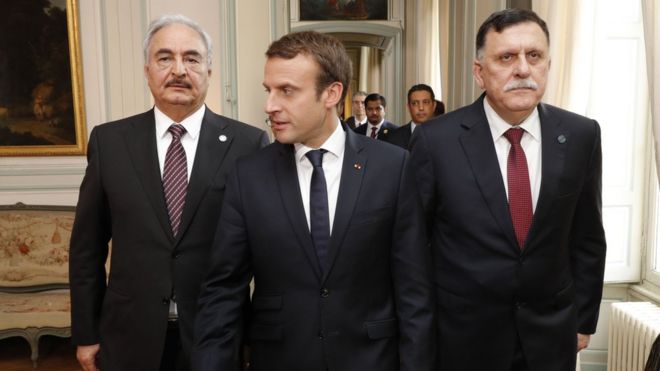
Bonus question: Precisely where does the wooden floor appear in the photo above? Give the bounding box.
[0,336,80,371]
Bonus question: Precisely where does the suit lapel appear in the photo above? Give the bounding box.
[322,128,366,284]
[124,110,174,242]
[526,103,567,251]
[458,98,519,251]
[275,142,323,280]
[176,109,233,244]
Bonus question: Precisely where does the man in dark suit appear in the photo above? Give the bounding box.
[193,31,434,371]
[345,91,367,129]
[69,15,268,371]
[354,93,397,141]
[410,9,606,371]
[386,84,437,150]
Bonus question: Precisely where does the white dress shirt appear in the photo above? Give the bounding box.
[353,116,367,127]
[155,105,205,181]
[410,121,419,133]
[484,99,542,211]
[154,104,205,317]
[366,119,385,138]
[295,120,345,234]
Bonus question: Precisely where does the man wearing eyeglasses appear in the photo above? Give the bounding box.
[345,91,367,129]
[69,14,267,371]
[385,84,437,150]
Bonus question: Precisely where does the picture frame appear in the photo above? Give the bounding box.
[0,0,86,156]
[299,0,388,21]
[0,203,75,291]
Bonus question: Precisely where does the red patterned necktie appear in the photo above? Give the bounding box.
[370,126,378,138]
[163,124,188,237]
[503,128,533,249]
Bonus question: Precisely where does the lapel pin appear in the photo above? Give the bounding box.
[557,134,566,144]
[382,129,389,135]
[219,135,227,142]
[353,163,362,170]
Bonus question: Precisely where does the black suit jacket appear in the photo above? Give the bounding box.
[193,126,435,371]
[410,95,606,371]
[69,107,268,371]
[353,120,397,141]
[345,116,362,130]
[383,122,413,150]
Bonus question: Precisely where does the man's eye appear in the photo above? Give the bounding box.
[501,54,512,62]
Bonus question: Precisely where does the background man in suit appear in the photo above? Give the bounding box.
[410,9,606,371]
[386,84,437,150]
[345,90,367,129]
[354,93,397,141]
[69,14,267,371]
[193,31,434,371]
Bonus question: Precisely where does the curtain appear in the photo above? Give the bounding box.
[642,0,660,182]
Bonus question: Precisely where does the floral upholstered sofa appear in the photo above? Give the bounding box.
[0,203,73,367]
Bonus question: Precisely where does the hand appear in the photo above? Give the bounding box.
[577,333,591,352]
[76,344,100,371]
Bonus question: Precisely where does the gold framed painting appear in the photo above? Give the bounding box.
[0,0,86,156]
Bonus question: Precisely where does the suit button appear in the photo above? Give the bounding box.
[173,252,181,259]
[162,298,170,305]
[320,288,329,298]
[318,331,325,339]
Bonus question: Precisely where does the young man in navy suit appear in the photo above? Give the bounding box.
[354,93,397,141]
[410,9,606,371]
[194,31,434,371]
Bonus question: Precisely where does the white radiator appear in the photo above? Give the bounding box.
[608,302,660,371]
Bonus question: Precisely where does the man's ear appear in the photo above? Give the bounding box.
[324,82,343,108]
[472,59,485,89]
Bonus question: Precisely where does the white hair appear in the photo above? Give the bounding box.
[143,14,213,66]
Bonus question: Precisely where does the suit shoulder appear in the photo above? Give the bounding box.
[355,131,408,159]
[207,111,267,139]
[92,111,153,133]
[540,103,597,125]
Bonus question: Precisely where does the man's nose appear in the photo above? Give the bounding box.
[171,58,186,76]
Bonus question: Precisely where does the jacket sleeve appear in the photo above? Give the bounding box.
[69,127,112,345]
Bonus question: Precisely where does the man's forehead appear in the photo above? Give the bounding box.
[484,22,548,48]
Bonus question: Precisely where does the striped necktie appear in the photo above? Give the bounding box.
[163,124,188,237]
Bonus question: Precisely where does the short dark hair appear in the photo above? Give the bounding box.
[364,93,386,108]
[407,84,435,103]
[475,9,550,59]
[434,100,445,116]
[266,31,352,101]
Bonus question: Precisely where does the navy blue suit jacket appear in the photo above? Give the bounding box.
[194,125,435,371]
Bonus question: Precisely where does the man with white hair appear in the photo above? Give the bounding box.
[69,14,267,371]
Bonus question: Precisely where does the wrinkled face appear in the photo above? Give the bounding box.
[473,22,550,124]
[264,54,340,148]
[407,90,436,124]
[144,23,211,114]
[366,100,385,125]
[352,95,366,118]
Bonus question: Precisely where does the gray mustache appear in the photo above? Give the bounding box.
[504,79,538,92]
[166,80,192,89]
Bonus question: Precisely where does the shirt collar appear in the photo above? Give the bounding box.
[483,98,540,142]
[154,105,205,140]
[294,119,345,164]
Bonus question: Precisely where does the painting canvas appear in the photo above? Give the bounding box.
[300,0,388,21]
[0,0,86,156]
[0,204,74,289]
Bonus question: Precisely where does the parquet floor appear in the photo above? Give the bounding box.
[0,336,80,371]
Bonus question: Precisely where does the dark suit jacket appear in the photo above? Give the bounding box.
[383,122,413,150]
[345,116,364,130]
[353,120,397,142]
[69,107,268,371]
[409,95,606,371]
[193,126,435,371]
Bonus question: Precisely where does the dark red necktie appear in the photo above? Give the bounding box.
[163,124,188,237]
[370,126,378,138]
[503,128,533,249]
